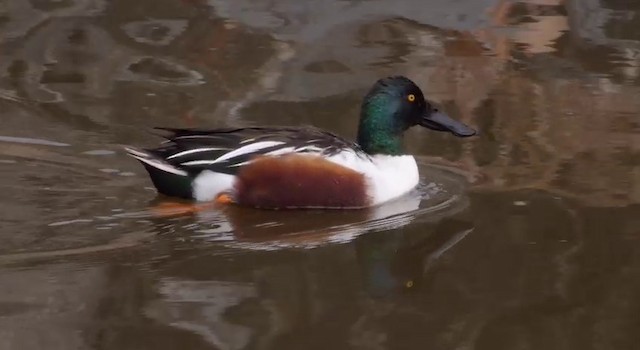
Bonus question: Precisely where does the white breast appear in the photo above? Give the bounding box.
[326,151,419,206]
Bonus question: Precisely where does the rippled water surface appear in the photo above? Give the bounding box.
[1,0,639,349]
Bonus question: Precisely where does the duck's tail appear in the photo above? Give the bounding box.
[124,146,194,199]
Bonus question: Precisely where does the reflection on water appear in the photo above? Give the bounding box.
[0,0,639,349]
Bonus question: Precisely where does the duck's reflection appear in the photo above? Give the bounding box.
[356,219,474,298]
[144,212,474,349]
[194,189,425,249]
[145,279,257,350]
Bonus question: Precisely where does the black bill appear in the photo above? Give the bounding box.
[419,110,477,137]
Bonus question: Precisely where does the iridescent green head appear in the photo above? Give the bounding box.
[357,76,476,155]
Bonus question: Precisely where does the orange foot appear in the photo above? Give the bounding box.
[149,194,234,218]
[149,201,209,217]
[215,193,234,204]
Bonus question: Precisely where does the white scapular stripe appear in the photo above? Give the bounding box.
[294,145,325,153]
[228,160,252,167]
[125,147,188,176]
[181,141,284,166]
[173,135,223,140]
[125,147,150,158]
[167,147,229,159]
[265,146,296,156]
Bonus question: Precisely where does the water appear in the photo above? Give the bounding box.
[0,0,639,349]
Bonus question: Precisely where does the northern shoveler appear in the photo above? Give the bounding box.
[126,76,476,209]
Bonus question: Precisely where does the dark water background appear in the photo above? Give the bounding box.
[0,0,639,349]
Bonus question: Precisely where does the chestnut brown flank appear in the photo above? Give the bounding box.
[235,155,370,209]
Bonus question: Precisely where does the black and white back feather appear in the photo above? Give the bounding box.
[128,126,367,177]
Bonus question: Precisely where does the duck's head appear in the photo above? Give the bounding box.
[357,76,476,155]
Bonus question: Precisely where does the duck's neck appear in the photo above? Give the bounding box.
[357,95,406,156]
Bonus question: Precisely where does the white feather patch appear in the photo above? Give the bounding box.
[167,147,229,160]
[125,147,188,176]
[124,147,150,158]
[181,141,284,166]
[325,151,419,205]
[294,145,324,153]
[265,146,296,156]
[215,141,284,162]
[192,170,236,201]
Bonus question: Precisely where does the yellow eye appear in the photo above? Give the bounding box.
[405,280,414,288]
[407,94,416,102]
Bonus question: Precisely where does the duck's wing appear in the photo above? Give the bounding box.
[141,126,366,175]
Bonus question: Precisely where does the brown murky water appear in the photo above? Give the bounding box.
[1,0,639,349]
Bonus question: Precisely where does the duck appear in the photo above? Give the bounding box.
[126,76,476,209]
